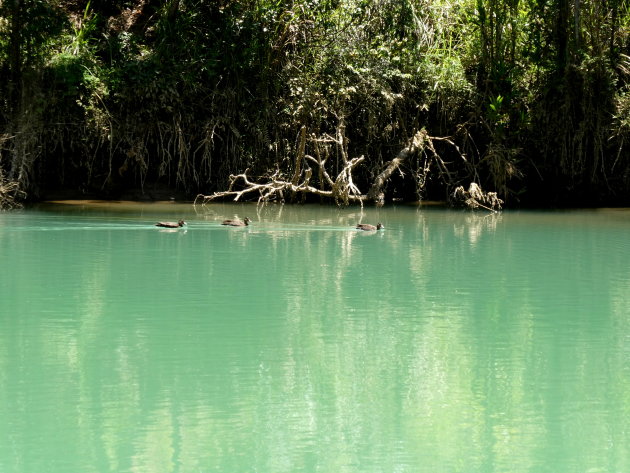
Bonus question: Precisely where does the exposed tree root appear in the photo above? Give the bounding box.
[0,169,25,210]
[451,182,503,212]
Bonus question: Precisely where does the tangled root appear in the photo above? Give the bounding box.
[452,182,503,212]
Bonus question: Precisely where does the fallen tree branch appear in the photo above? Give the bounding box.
[193,157,367,206]
[194,120,368,207]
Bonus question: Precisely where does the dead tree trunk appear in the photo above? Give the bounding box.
[366,129,465,206]
[366,129,429,205]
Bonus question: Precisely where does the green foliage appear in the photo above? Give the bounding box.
[0,0,66,65]
[67,0,99,56]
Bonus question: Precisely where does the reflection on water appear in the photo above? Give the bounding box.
[0,203,628,473]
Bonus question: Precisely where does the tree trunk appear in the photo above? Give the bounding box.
[366,130,429,205]
[574,0,580,50]
[8,0,22,118]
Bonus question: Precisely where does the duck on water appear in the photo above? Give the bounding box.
[221,217,250,227]
[356,223,383,231]
[156,219,186,228]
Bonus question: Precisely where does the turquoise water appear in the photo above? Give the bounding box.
[0,202,628,473]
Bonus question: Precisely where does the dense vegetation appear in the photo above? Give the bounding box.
[1,0,630,208]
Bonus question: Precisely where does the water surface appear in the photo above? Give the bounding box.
[0,202,628,473]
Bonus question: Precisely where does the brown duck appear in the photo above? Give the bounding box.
[221,217,250,227]
[356,223,383,231]
[156,219,186,228]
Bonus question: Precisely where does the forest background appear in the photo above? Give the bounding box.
[1,0,630,209]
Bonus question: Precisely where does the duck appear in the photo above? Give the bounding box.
[356,222,383,231]
[221,217,250,227]
[155,219,186,228]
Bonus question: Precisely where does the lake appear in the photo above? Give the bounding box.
[0,202,628,473]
